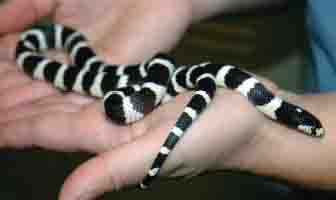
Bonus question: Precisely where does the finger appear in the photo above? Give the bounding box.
[0,61,13,74]
[0,59,21,76]
[59,125,176,200]
[0,68,32,90]
[0,100,139,153]
[0,34,20,61]
[0,105,114,152]
[36,93,95,107]
[0,0,55,35]
[0,0,36,34]
[0,80,57,110]
[74,102,139,152]
[0,99,79,124]
[0,110,80,150]
[7,93,94,124]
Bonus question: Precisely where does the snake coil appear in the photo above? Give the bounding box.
[15,24,324,188]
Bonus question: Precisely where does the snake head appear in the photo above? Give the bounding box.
[103,90,156,125]
[291,106,324,137]
[275,102,325,138]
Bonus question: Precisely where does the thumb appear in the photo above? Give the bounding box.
[0,0,55,35]
[59,126,181,200]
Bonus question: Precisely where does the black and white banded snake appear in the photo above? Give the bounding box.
[15,24,324,189]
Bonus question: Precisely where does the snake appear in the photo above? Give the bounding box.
[14,24,324,189]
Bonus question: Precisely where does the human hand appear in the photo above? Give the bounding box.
[0,0,191,152]
[56,88,272,200]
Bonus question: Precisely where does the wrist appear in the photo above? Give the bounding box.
[243,93,336,190]
[213,81,285,173]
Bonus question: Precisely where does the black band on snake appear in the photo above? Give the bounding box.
[15,24,324,189]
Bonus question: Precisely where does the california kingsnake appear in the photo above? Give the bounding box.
[15,24,324,189]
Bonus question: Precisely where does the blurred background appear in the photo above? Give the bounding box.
[1,0,336,199]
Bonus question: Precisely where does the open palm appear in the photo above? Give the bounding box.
[0,0,190,151]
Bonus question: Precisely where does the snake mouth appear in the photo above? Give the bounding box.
[314,128,325,137]
[297,126,325,137]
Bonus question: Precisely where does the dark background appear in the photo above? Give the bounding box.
[1,0,336,199]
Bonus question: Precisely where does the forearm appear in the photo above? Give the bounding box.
[250,93,336,190]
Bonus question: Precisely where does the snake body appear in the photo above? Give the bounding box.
[15,24,324,189]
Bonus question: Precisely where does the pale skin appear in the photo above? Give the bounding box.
[0,0,335,200]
